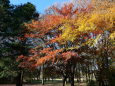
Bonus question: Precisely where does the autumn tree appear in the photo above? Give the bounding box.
[18,0,115,86]
[18,1,91,86]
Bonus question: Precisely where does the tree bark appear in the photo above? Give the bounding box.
[16,71,23,86]
[63,75,67,86]
[40,65,44,85]
[70,73,74,86]
[70,65,75,86]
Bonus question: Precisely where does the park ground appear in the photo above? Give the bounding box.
[0,78,90,86]
[0,83,87,86]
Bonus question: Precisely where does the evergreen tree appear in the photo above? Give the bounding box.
[0,0,39,86]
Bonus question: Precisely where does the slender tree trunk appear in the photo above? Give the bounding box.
[63,75,68,86]
[70,73,74,86]
[63,76,67,86]
[16,71,23,86]
[40,65,44,85]
[70,65,75,86]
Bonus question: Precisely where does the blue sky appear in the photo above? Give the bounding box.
[10,0,69,14]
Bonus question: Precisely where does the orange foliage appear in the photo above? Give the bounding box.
[50,3,75,18]
[26,15,63,38]
[61,51,79,60]
[35,49,62,66]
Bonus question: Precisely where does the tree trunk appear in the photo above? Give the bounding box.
[70,73,74,86]
[70,65,75,86]
[40,65,44,85]
[16,71,23,86]
[63,75,67,86]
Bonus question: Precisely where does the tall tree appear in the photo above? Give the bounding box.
[0,0,39,86]
[18,0,115,86]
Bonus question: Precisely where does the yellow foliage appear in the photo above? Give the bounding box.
[60,23,78,42]
[58,0,115,43]
[110,31,115,40]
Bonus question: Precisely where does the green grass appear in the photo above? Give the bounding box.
[25,80,87,86]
